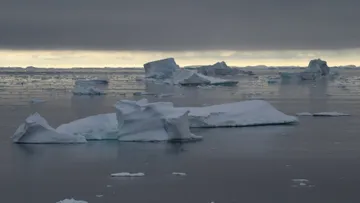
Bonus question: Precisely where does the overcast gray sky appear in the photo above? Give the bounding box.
[1,0,359,51]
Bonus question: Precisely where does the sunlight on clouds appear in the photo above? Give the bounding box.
[0,49,360,68]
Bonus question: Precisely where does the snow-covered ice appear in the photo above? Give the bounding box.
[110,172,145,177]
[12,113,87,144]
[313,112,350,117]
[72,85,105,95]
[56,199,88,203]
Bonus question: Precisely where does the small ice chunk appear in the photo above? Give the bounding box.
[313,112,350,117]
[56,199,88,203]
[30,98,46,104]
[296,112,313,116]
[110,172,145,177]
[72,85,105,95]
[96,195,103,198]
[172,172,187,176]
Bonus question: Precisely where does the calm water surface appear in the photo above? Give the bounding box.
[1,69,360,203]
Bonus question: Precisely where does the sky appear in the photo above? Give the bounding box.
[1,0,360,67]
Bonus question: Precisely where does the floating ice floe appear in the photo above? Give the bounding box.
[72,85,105,95]
[12,113,87,144]
[75,79,109,85]
[56,199,88,203]
[110,172,145,177]
[313,112,350,117]
[144,58,238,86]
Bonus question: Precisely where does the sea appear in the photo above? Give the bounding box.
[1,68,360,203]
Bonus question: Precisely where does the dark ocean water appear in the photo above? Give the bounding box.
[1,69,360,203]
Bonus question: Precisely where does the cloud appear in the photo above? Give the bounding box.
[1,0,360,51]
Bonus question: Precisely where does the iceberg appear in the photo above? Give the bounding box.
[12,113,87,144]
[72,85,105,95]
[12,100,296,143]
[144,58,180,79]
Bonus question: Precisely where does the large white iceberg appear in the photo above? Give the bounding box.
[12,113,87,144]
[144,58,180,79]
[12,100,297,143]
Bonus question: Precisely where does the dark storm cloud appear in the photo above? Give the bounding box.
[1,0,360,51]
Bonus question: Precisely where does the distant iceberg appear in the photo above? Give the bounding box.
[12,113,87,144]
[144,58,238,86]
[72,85,105,95]
[197,61,253,76]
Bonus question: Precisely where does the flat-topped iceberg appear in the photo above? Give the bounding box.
[144,58,238,86]
[72,85,105,95]
[12,113,87,144]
